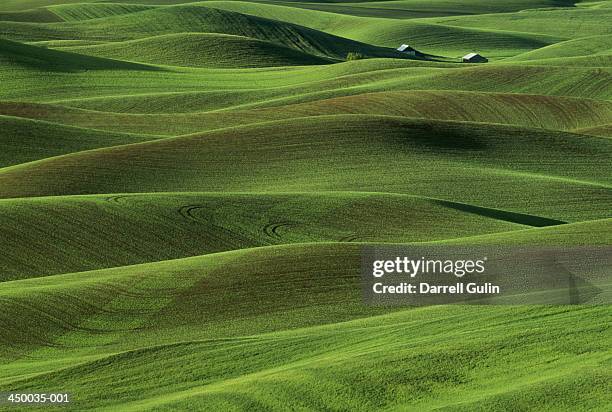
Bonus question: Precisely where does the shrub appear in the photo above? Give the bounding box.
[346,52,365,61]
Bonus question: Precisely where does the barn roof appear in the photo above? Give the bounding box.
[463,53,481,59]
[397,44,415,52]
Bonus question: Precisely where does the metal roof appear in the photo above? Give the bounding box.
[397,44,415,52]
[463,53,481,59]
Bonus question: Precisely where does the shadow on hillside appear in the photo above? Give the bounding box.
[0,39,165,73]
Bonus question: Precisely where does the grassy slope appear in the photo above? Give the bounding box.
[429,7,612,39]
[0,7,62,22]
[1,301,608,411]
[0,1,610,411]
[508,34,612,61]
[259,0,583,19]
[0,116,609,222]
[0,5,402,60]
[1,56,609,108]
[0,115,156,167]
[0,2,583,60]
[285,4,611,57]
[61,33,333,68]
[506,54,612,68]
[0,191,546,281]
[575,124,612,138]
[438,217,612,245]
[48,3,157,21]
[0,0,584,13]
[0,223,610,409]
[1,91,611,136]
[0,0,197,12]
[196,1,562,57]
[0,38,158,72]
[0,0,87,12]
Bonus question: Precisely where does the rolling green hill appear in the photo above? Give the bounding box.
[61,33,333,68]
[0,241,609,409]
[0,7,62,22]
[0,115,156,167]
[0,192,539,281]
[48,3,157,21]
[2,58,609,112]
[0,0,86,12]
[0,38,159,72]
[194,1,562,56]
[258,0,585,19]
[428,7,612,38]
[508,34,612,61]
[575,124,612,137]
[0,4,403,60]
[0,116,609,222]
[0,0,610,410]
[1,90,611,136]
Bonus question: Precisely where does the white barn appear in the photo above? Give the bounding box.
[462,53,488,63]
[397,44,419,56]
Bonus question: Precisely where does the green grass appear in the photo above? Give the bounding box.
[0,0,194,12]
[195,1,563,57]
[0,38,159,72]
[0,115,156,167]
[0,1,577,59]
[438,217,612,245]
[0,191,538,281]
[0,4,403,60]
[1,55,609,111]
[0,0,89,12]
[2,90,611,136]
[258,0,584,19]
[575,124,612,137]
[48,3,157,21]
[508,34,612,61]
[0,241,609,409]
[0,116,609,222]
[0,0,610,410]
[61,33,333,68]
[0,7,62,22]
[429,7,612,39]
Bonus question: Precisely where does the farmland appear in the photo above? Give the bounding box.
[0,0,610,410]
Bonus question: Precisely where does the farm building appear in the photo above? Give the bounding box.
[397,44,422,57]
[462,53,488,63]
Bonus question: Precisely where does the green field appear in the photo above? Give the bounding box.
[0,0,610,410]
